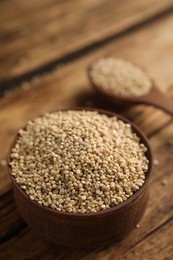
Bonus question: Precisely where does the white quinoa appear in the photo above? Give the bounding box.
[90,57,152,97]
[0,159,7,166]
[153,158,159,166]
[10,111,149,213]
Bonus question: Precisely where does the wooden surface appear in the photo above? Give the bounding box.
[1,0,173,259]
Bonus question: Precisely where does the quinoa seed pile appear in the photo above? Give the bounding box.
[10,111,149,213]
[90,57,152,97]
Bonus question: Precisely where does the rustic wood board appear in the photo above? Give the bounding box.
[1,1,173,259]
[1,0,173,85]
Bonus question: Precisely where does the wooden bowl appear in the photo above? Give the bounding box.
[7,108,153,248]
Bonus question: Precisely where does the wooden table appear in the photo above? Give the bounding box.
[1,1,173,259]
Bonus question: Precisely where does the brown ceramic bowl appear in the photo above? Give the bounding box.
[8,108,153,248]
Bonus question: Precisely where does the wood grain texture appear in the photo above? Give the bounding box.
[1,11,173,195]
[1,0,173,83]
[122,218,173,260]
[1,3,173,259]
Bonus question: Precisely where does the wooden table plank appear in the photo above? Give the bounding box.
[0,5,173,223]
[1,0,173,84]
[122,218,173,260]
[1,6,173,260]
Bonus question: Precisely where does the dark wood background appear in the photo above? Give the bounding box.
[1,0,173,259]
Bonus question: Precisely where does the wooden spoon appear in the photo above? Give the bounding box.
[88,59,173,115]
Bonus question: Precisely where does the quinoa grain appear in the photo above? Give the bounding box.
[10,111,149,213]
[154,158,159,166]
[90,58,152,97]
[0,159,7,166]
[161,180,167,186]
[136,224,140,228]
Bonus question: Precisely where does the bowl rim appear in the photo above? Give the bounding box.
[88,56,156,104]
[7,107,153,218]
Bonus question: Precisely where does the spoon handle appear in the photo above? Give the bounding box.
[139,87,173,116]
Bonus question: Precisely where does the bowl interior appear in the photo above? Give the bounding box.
[8,108,153,217]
